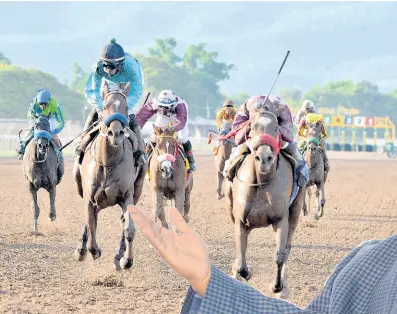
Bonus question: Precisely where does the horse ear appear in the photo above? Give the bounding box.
[122,82,131,97]
[101,80,110,99]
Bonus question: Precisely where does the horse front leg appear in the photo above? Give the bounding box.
[153,189,168,229]
[217,170,225,199]
[86,200,101,260]
[74,224,88,261]
[317,182,325,219]
[29,182,40,235]
[133,163,146,205]
[48,184,56,222]
[232,221,252,281]
[183,177,193,223]
[271,215,289,295]
[174,190,186,233]
[302,187,308,216]
[119,195,135,270]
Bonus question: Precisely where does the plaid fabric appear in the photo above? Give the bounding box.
[181,234,397,314]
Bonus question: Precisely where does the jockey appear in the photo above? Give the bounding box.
[75,38,146,167]
[16,89,64,159]
[216,100,237,132]
[213,100,237,155]
[297,112,330,181]
[135,89,196,173]
[223,95,308,187]
[294,99,320,128]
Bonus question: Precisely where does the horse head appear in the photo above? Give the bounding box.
[34,115,52,157]
[100,80,130,146]
[248,109,281,174]
[153,126,178,179]
[305,117,323,158]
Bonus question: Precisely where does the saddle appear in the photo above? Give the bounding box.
[145,143,190,180]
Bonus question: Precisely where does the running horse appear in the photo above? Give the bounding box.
[225,109,306,299]
[73,81,146,270]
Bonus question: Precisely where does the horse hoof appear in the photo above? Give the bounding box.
[89,247,102,260]
[120,257,134,270]
[30,231,43,237]
[271,282,284,294]
[314,214,320,221]
[241,269,252,281]
[48,214,56,222]
[74,248,87,262]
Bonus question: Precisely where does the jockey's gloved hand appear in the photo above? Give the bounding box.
[220,130,228,136]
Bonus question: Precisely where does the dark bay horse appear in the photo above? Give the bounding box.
[22,115,64,234]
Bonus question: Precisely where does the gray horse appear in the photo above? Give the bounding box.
[225,110,305,299]
[73,81,146,270]
[210,120,235,199]
[300,120,326,220]
[21,116,64,234]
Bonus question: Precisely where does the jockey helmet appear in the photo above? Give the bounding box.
[36,89,51,105]
[99,38,125,65]
[155,90,177,108]
[223,99,234,108]
[302,99,314,110]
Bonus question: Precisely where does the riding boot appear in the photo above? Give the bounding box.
[182,140,196,173]
[282,141,308,188]
[321,143,330,183]
[16,129,34,160]
[223,144,249,181]
[129,114,146,167]
[75,108,98,158]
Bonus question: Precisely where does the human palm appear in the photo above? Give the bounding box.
[128,206,211,296]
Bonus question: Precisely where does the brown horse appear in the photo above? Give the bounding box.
[148,127,193,230]
[300,120,326,220]
[73,81,146,270]
[225,109,305,299]
[210,120,235,199]
[22,115,64,234]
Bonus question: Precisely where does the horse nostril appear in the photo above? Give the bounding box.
[267,156,272,162]
[107,130,114,137]
[160,168,165,172]
[119,130,125,137]
[255,156,260,162]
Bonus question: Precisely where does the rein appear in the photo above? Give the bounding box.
[152,135,179,163]
[90,132,125,167]
[235,154,279,187]
[90,91,129,167]
[28,143,49,164]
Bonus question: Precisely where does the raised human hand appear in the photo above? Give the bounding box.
[128,206,212,297]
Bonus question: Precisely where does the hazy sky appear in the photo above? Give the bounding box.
[1,1,396,96]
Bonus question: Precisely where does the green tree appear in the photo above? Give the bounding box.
[70,61,88,94]
[0,52,11,65]
[134,38,235,118]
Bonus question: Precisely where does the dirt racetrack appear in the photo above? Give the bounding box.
[1,152,397,313]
